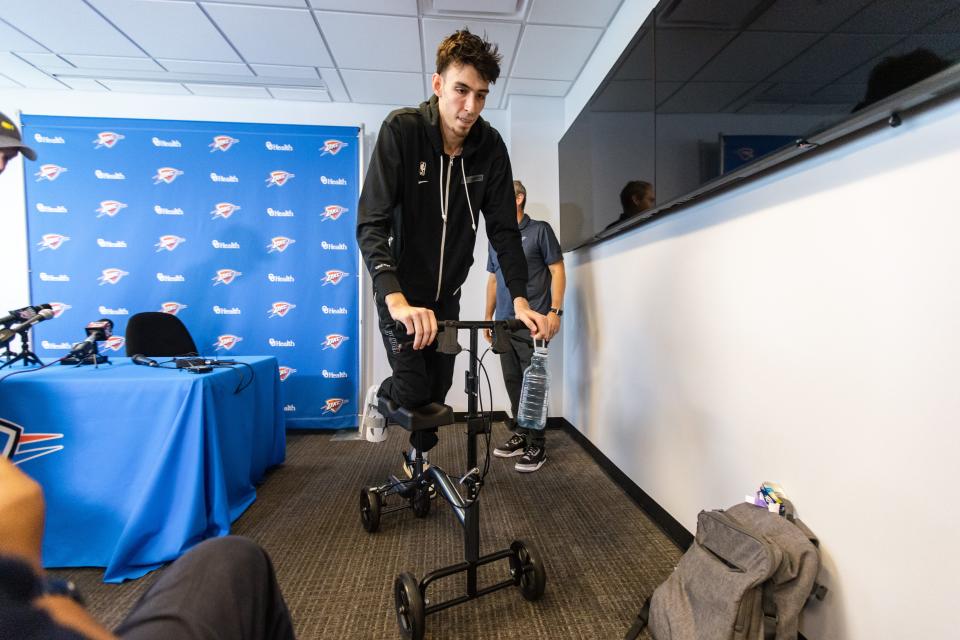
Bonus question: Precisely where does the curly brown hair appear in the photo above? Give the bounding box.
[436,28,502,84]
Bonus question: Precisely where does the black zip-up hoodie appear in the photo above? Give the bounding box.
[357,96,527,305]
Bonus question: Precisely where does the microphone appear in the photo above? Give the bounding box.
[67,319,114,356]
[0,304,52,327]
[132,354,159,367]
[0,309,55,347]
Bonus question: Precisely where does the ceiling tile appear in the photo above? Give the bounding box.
[203,4,333,66]
[16,52,75,70]
[433,0,516,12]
[612,29,654,81]
[160,60,253,76]
[57,78,109,91]
[89,0,240,62]
[421,18,521,76]
[512,25,602,81]
[1,0,143,56]
[0,52,65,89]
[269,87,331,101]
[737,102,791,115]
[342,69,422,105]
[186,83,271,98]
[0,74,22,89]
[657,82,755,113]
[506,77,570,97]
[748,0,874,32]
[318,68,348,101]
[589,79,655,111]
[654,28,737,82]
[203,0,307,6]
[770,33,903,85]
[251,64,318,79]
[315,12,420,72]
[841,0,959,34]
[62,55,163,71]
[0,19,49,53]
[308,0,417,15]
[924,5,960,32]
[98,79,190,94]
[695,32,821,82]
[527,0,622,28]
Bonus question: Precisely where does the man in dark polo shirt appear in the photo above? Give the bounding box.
[484,180,565,472]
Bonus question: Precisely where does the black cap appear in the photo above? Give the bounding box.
[0,112,37,161]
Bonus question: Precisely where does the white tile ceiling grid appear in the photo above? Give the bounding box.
[0,0,624,107]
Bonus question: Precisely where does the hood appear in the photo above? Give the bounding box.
[418,95,490,159]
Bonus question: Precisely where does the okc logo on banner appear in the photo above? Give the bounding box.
[153,167,183,184]
[38,234,69,251]
[322,334,349,350]
[103,336,125,352]
[97,200,127,218]
[267,237,295,253]
[322,270,348,286]
[93,132,124,148]
[321,205,347,221]
[161,302,187,315]
[211,202,240,220]
[155,235,186,252]
[320,140,347,156]
[209,135,239,152]
[212,269,242,285]
[214,334,242,350]
[49,302,71,318]
[278,366,296,381]
[322,398,348,414]
[268,302,295,318]
[98,268,128,286]
[266,170,294,187]
[35,164,67,181]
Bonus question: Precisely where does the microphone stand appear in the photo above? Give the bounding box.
[0,329,44,369]
[61,340,108,366]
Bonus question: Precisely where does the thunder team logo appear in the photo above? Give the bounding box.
[35,164,67,181]
[321,334,349,350]
[320,140,347,156]
[267,237,295,253]
[38,233,69,251]
[155,235,186,252]
[266,170,294,187]
[211,202,241,219]
[103,336,126,352]
[278,366,296,381]
[212,268,242,285]
[322,398,348,414]
[268,301,295,318]
[96,200,128,218]
[98,268,129,286]
[1,419,64,466]
[209,135,239,152]
[321,269,349,286]
[49,302,72,318]
[153,167,183,184]
[320,205,347,221]
[161,302,188,315]
[214,334,243,350]
[93,131,124,149]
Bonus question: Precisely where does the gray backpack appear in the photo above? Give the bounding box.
[625,502,827,640]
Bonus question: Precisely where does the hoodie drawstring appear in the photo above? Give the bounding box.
[461,159,476,232]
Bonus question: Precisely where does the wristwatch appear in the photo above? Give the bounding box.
[549,308,563,317]
[40,576,85,605]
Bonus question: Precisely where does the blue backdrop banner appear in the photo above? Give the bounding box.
[21,115,361,429]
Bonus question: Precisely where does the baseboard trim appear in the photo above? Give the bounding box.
[555,417,694,551]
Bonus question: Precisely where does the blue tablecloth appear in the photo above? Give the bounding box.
[0,356,285,582]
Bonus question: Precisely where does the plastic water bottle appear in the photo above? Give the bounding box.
[517,346,549,430]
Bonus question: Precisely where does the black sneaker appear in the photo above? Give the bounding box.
[515,445,546,472]
[494,433,526,458]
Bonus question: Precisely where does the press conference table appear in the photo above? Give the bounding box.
[0,356,285,582]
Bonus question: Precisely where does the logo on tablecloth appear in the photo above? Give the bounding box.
[321,398,348,414]
[1,419,64,466]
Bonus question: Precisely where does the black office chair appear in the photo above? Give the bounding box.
[125,312,198,357]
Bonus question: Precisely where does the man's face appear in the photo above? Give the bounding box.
[433,62,489,143]
[0,149,16,175]
[639,187,655,212]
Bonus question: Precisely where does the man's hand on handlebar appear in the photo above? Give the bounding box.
[513,297,549,341]
[386,292,437,350]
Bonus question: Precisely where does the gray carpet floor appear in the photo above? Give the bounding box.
[50,422,680,639]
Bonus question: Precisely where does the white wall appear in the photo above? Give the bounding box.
[563,3,960,639]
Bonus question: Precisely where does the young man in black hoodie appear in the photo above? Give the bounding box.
[357,30,548,462]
